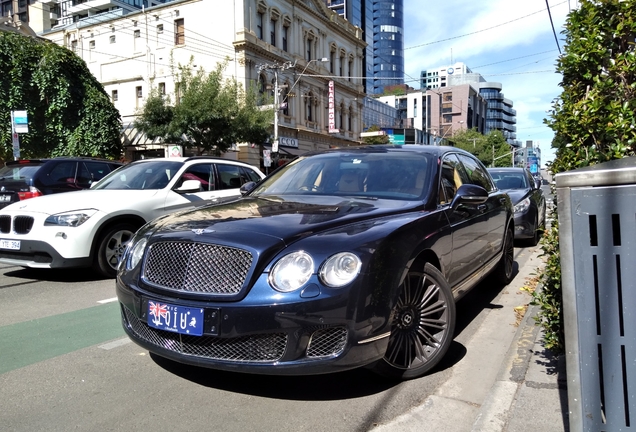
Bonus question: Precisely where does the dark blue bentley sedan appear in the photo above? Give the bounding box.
[116,145,514,380]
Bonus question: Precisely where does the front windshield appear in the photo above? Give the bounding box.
[489,171,528,189]
[93,161,182,190]
[251,152,431,200]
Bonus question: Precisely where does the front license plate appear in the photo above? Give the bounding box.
[0,239,20,250]
[147,301,204,336]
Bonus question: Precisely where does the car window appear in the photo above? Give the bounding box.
[216,164,245,190]
[47,161,77,184]
[251,152,430,200]
[176,164,215,191]
[242,167,262,183]
[490,171,527,189]
[0,164,40,181]
[439,154,464,205]
[85,162,112,181]
[94,161,182,190]
[457,154,494,192]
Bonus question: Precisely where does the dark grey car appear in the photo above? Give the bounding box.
[488,167,546,246]
[0,157,123,209]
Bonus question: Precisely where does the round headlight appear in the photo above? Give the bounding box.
[270,251,314,292]
[319,252,361,287]
[127,237,147,270]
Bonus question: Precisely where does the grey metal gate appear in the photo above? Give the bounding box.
[557,157,636,432]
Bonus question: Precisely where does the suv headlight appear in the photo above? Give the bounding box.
[319,252,361,287]
[513,197,531,214]
[44,210,97,227]
[269,251,314,292]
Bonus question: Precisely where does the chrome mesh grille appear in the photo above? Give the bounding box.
[122,306,287,362]
[14,216,34,234]
[306,327,348,358]
[143,241,253,294]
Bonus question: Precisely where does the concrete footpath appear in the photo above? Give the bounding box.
[371,249,570,432]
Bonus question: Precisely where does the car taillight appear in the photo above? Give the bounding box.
[18,187,43,200]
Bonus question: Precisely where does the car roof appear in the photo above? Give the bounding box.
[302,144,474,158]
[128,157,259,167]
[5,157,122,167]
[487,167,529,172]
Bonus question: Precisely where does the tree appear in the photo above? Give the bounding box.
[446,128,511,167]
[0,32,123,160]
[362,125,390,145]
[135,61,273,156]
[536,0,636,354]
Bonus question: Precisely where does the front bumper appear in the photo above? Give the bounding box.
[513,211,535,239]
[0,239,92,268]
[116,278,391,375]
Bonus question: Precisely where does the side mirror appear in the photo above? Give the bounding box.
[534,179,541,190]
[450,183,488,209]
[174,179,202,193]
[240,181,257,195]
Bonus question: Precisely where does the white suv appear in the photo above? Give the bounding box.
[0,157,265,277]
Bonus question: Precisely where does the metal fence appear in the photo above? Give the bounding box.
[557,157,636,432]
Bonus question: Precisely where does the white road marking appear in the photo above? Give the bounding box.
[97,297,118,304]
[99,338,132,350]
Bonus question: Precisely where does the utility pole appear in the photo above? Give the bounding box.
[256,61,293,159]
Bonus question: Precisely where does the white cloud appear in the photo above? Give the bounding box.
[402,0,572,162]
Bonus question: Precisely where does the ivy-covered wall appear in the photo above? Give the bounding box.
[0,32,123,161]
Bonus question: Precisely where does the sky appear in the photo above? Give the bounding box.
[402,0,578,166]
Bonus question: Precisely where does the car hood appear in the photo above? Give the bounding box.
[2,189,161,215]
[502,189,530,204]
[147,195,422,245]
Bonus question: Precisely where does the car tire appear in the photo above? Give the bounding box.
[493,225,515,285]
[93,223,137,278]
[372,263,456,380]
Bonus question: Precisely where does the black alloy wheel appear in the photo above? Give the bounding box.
[372,263,456,380]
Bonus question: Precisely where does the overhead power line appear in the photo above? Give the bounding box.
[545,0,562,54]
[404,0,568,51]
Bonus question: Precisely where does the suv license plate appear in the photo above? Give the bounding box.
[147,301,204,336]
[0,239,20,250]
[0,195,11,202]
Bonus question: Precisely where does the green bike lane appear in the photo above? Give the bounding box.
[0,301,125,375]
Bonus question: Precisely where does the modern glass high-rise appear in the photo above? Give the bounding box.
[324,0,374,94]
[372,0,404,94]
[325,0,404,95]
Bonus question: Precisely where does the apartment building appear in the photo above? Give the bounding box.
[38,0,366,165]
[421,62,518,144]
[376,83,487,145]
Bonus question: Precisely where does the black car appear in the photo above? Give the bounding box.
[0,157,123,209]
[116,145,514,380]
[488,167,546,246]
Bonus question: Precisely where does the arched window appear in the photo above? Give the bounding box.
[306,92,313,122]
[257,74,266,105]
[348,55,354,82]
[306,30,318,61]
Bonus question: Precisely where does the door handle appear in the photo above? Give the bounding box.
[477,204,487,212]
